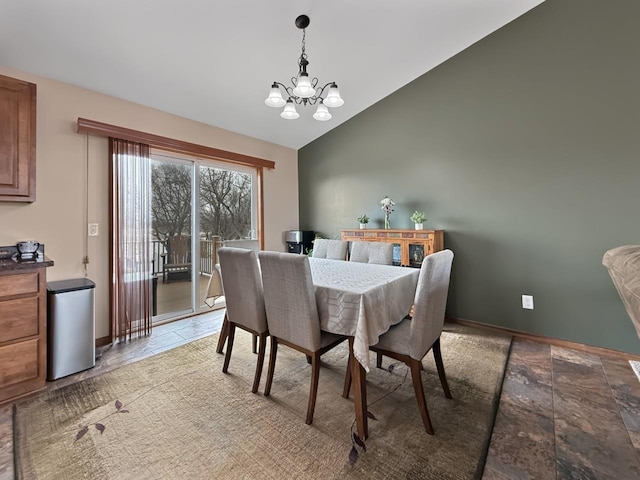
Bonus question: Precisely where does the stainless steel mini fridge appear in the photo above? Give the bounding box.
[47,278,96,380]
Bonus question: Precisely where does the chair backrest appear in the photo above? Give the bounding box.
[218,247,267,334]
[312,239,348,260]
[349,241,393,265]
[258,251,322,351]
[223,239,261,252]
[167,235,191,264]
[409,249,454,360]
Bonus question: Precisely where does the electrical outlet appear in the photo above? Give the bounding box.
[522,295,534,310]
[88,223,99,237]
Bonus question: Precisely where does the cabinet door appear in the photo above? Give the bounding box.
[408,243,426,268]
[0,75,36,202]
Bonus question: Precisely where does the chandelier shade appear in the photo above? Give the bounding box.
[292,74,316,98]
[265,83,286,108]
[280,99,300,120]
[265,15,344,121]
[324,84,344,108]
[312,101,332,121]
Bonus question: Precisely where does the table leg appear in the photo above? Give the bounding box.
[349,337,368,440]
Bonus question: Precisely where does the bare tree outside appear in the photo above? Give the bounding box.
[151,162,192,244]
[150,161,253,244]
[200,166,252,241]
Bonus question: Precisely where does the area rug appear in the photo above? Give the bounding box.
[14,324,511,479]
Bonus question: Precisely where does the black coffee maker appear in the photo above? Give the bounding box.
[285,230,314,254]
[16,240,43,260]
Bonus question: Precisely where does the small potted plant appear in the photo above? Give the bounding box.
[410,211,427,230]
[357,214,369,229]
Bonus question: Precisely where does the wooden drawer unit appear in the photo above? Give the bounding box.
[0,339,39,388]
[0,297,39,343]
[0,271,38,298]
[341,229,445,268]
[0,266,48,403]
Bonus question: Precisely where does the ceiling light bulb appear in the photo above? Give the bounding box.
[265,84,286,108]
[324,84,344,107]
[280,100,300,120]
[293,74,316,98]
[313,102,332,121]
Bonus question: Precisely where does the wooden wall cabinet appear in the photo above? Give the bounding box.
[341,229,444,268]
[0,74,37,202]
[0,267,48,403]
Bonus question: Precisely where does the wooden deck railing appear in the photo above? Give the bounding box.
[150,237,221,277]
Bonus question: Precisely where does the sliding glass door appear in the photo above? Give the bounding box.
[149,152,257,323]
[150,155,194,321]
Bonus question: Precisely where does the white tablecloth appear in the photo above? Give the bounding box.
[309,257,420,371]
[204,264,224,307]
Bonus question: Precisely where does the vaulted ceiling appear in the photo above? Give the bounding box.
[0,1,545,149]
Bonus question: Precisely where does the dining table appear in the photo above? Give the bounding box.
[209,253,420,439]
[308,257,420,439]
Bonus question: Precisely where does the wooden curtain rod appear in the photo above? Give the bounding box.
[77,118,276,170]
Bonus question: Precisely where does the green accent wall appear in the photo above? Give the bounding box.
[298,0,640,354]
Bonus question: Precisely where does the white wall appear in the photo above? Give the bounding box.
[0,65,299,339]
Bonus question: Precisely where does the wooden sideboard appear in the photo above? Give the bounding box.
[0,257,53,403]
[341,229,444,268]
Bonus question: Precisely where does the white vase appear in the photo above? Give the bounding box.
[359,223,367,229]
[415,223,424,230]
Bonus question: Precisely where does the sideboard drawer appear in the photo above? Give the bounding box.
[0,297,39,343]
[0,272,39,298]
[0,338,39,388]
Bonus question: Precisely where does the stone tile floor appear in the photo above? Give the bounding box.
[483,339,640,479]
[1,315,639,479]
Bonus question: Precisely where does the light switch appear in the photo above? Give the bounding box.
[88,223,99,237]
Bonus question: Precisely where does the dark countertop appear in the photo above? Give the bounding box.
[0,255,54,271]
[0,245,54,272]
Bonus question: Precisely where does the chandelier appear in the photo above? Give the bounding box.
[264,14,344,121]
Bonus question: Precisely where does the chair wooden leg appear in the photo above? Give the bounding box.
[306,352,321,425]
[351,340,368,440]
[433,338,452,399]
[376,352,383,369]
[264,337,278,397]
[252,334,258,354]
[252,334,267,394]
[216,315,229,354]
[343,354,352,399]
[410,358,434,435]
[222,323,236,374]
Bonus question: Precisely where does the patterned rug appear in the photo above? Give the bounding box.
[14,324,511,479]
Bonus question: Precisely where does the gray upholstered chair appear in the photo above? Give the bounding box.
[217,247,268,393]
[345,249,454,434]
[258,251,348,424]
[312,239,348,261]
[603,245,640,340]
[215,239,261,354]
[349,241,394,265]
